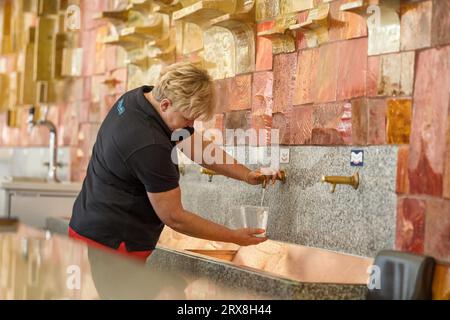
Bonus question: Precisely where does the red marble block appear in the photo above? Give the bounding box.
[409,46,450,197]
[351,98,368,146]
[425,199,450,262]
[255,21,275,71]
[250,112,272,146]
[295,11,310,50]
[367,99,386,145]
[252,71,273,115]
[337,38,367,100]
[397,146,410,195]
[214,78,231,114]
[293,48,318,106]
[432,0,450,46]
[289,105,313,145]
[396,198,425,254]
[329,0,367,42]
[273,53,297,113]
[312,102,352,145]
[81,0,109,30]
[271,112,290,145]
[445,96,450,199]
[366,56,380,97]
[229,74,252,111]
[224,110,251,146]
[400,1,432,51]
[314,43,338,103]
[59,102,79,146]
[81,29,97,76]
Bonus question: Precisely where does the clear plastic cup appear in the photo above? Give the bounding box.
[239,205,269,238]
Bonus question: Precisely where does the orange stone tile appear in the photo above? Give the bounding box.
[310,128,345,145]
[337,38,368,100]
[294,11,310,50]
[351,98,368,146]
[229,74,252,111]
[432,0,450,46]
[400,1,432,51]
[273,53,297,113]
[396,146,410,195]
[367,99,386,145]
[432,264,450,300]
[409,46,450,197]
[293,48,318,106]
[386,99,412,144]
[255,21,275,72]
[395,197,425,254]
[424,199,450,262]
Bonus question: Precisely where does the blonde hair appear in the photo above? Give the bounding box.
[153,62,215,121]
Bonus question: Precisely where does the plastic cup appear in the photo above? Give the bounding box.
[239,205,269,238]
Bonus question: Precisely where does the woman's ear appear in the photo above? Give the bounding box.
[160,98,172,112]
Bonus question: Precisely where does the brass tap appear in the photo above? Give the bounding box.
[321,171,359,193]
[257,170,287,188]
[200,168,219,182]
[200,168,287,186]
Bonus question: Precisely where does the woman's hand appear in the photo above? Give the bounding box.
[245,168,283,187]
[231,228,268,246]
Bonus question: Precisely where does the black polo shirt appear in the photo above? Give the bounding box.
[70,85,193,251]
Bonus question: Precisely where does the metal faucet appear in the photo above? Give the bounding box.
[27,106,61,183]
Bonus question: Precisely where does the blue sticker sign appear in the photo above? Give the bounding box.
[351,150,364,167]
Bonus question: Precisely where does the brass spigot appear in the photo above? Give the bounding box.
[258,170,287,189]
[321,171,359,193]
[200,168,218,182]
[200,168,287,186]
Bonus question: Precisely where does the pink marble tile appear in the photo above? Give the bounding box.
[397,146,410,195]
[400,1,432,51]
[409,46,450,197]
[432,0,450,46]
[252,71,273,115]
[214,78,231,114]
[396,197,425,254]
[229,74,252,111]
[83,77,92,101]
[295,11,310,50]
[314,43,338,103]
[366,56,380,97]
[367,99,386,145]
[312,102,352,145]
[59,102,79,146]
[273,53,297,113]
[310,128,345,145]
[289,105,313,145]
[271,112,290,145]
[80,0,109,30]
[424,199,450,262]
[445,96,450,199]
[293,48,318,106]
[81,29,97,76]
[351,98,368,146]
[250,113,272,146]
[329,0,367,42]
[255,21,275,71]
[337,38,368,100]
[224,110,251,146]
[105,45,118,72]
[78,123,100,157]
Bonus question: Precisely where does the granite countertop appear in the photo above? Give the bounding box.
[0,180,82,193]
[45,217,369,300]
